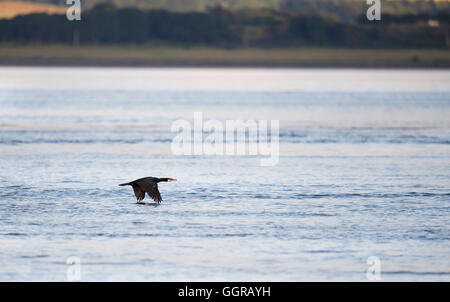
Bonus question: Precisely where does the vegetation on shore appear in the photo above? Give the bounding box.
[1,3,450,49]
[3,1,449,22]
[0,1,449,67]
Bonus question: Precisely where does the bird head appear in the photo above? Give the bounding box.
[158,177,177,182]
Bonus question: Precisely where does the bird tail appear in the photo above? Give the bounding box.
[119,182,131,186]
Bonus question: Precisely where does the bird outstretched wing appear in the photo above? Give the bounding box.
[132,185,145,201]
[137,179,162,203]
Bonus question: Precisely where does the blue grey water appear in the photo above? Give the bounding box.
[0,67,449,281]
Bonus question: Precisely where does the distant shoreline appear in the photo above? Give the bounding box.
[1,45,449,68]
[2,61,450,69]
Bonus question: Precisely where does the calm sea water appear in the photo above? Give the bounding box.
[0,67,449,281]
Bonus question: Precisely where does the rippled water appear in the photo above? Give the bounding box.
[0,67,449,281]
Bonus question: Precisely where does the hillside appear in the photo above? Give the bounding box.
[0,1,66,19]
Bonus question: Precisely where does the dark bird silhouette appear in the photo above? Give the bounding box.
[119,177,177,203]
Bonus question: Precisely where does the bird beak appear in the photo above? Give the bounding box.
[168,179,177,182]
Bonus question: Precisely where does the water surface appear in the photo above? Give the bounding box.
[0,67,449,281]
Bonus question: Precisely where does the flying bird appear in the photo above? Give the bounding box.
[119,177,177,203]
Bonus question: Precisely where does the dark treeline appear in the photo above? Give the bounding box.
[0,3,449,48]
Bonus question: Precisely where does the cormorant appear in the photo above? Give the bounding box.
[119,177,177,203]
